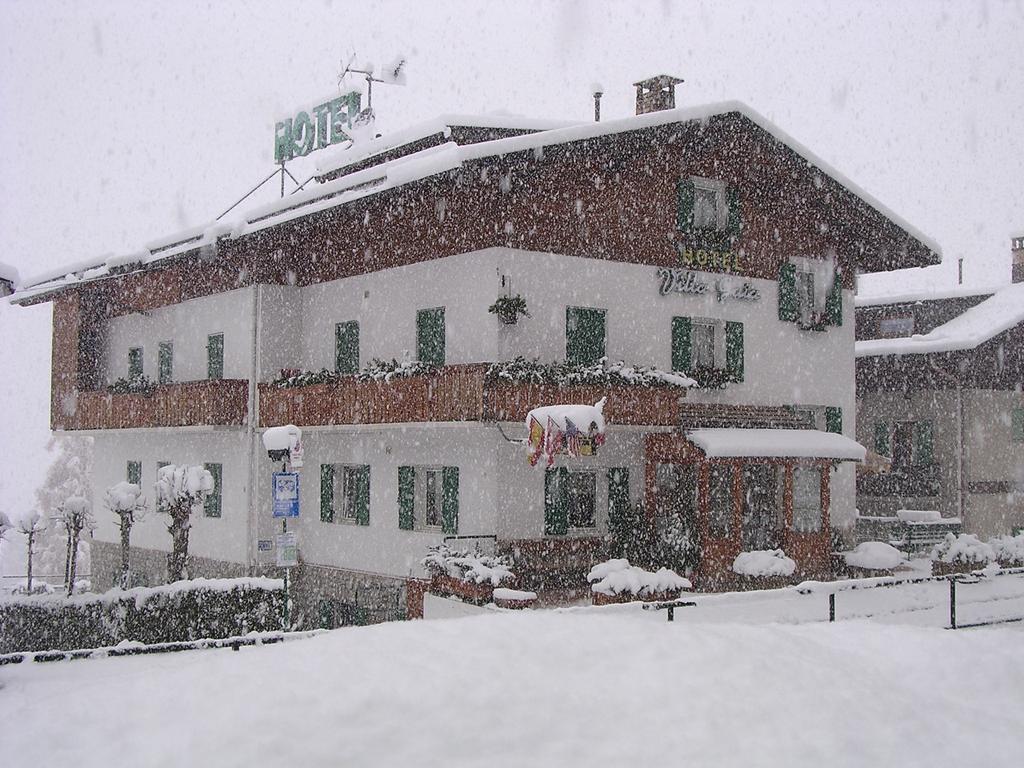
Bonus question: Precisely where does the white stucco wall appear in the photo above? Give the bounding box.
[89,429,251,566]
[101,287,254,384]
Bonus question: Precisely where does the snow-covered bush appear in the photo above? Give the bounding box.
[107,373,157,395]
[931,533,994,566]
[157,464,214,582]
[486,356,695,389]
[272,358,439,388]
[421,544,514,586]
[652,513,699,576]
[844,541,907,571]
[587,558,691,597]
[988,534,1024,567]
[732,549,797,578]
[488,293,530,323]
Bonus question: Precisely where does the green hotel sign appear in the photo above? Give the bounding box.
[274,90,362,163]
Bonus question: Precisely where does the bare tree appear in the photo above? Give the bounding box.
[16,511,47,593]
[104,482,147,590]
[35,436,93,580]
[156,465,213,582]
[56,497,95,595]
[0,511,12,578]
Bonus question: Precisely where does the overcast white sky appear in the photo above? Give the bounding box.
[1,0,1021,565]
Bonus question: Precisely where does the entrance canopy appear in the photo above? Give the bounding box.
[686,428,866,462]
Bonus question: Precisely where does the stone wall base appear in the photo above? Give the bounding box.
[90,539,248,592]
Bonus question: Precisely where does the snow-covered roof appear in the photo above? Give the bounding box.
[686,428,866,461]
[313,113,579,177]
[855,284,999,308]
[13,100,940,304]
[856,281,1024,358]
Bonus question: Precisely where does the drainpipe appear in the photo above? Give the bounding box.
[929,358,965,524]
[246,285,263,574]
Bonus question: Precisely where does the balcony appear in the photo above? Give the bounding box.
[258,364,689,428]
[856,463,942,498]
[61,380,249,431]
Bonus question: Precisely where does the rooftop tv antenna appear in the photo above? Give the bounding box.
[339,53,407,117]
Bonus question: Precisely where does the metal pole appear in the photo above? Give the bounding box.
[949,578,957,629]
[280,163,286,198]
[829,593,836,622]
[281,459,290,630]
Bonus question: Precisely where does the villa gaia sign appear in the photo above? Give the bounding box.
[274,90,362,163]
[657,268,761,302]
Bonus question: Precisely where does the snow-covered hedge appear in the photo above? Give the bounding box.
[0,577,284,654]
[844,542,907,571]
[421,544,514,586]
[732,549,797,578]
[988,534,1024,567]
[931,533,995,566]
[486,356,695,389]
[587,559,691,597]
[272,358,438,388]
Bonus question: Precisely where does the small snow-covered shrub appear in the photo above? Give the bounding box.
[488,294,530,323]
[421,544,514,586]
[587,558,691,597]
[732,549,797,578]
[931,533,994,566]
[485,356,695,389]
[844,542,906,571]
[988,534,1024,567]
[107,374,157,395]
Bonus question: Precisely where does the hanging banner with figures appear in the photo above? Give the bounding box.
[526,399,607,467]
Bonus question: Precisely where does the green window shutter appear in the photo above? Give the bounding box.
[158,342,173,385]
[671,316,692,372]
[1012,409,1024,443]
[607,467,630,532]
[826,270,843,326]
[825,406,843,434]
[544,467,569,536]
[676,178,695,233]
[726,187,742,242]
[441,466,459,535]
[725,321,744,381]
[128,347,143,378]
[874,422,890,456]
[320,464,335,523]
[914,422,934,466]
[207,333,224,379]
[335,321,360,375]
[416,308,445,366]
[778,263,798,322]
[356,465,371,526]
[566,307,606,365]
[203,463,222,518]
[127,460,142,486]
[398,466,415,530]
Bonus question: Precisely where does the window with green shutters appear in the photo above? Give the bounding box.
[779,262,842,328]
[671,317,743,384]
[204,463,222,518]
[778,263,798,322]
[321,464,370,525]
[158,341,173,385]
[826,271,843,326]
[335,321,360,375]
[913,422,934,466]
[825,406,843,435]
[874,422,890,456]
[416,308,445,366]
[128,347,143,378]
[676,177,741,244]
[127,460,142,486]
[544,468,597,534]
[725,321,744,382]
[396,465,456,533]
[1012,409,1024,443]
[671,317,692,372]
[207,333,224,380]
[566,306,606,366]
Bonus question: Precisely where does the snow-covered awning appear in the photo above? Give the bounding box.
[686,428,866,462]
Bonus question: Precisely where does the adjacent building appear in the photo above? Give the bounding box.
[12,77,938,623]
[856,235,1024,540]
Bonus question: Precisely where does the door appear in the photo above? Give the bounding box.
[741,464,780,551]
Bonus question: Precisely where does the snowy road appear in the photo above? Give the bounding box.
[3,585,1024,768]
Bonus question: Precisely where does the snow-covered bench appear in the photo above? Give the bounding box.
[641,599,696,622]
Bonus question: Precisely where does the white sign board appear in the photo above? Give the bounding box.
[276,531,298,568]
[290,438,304,469]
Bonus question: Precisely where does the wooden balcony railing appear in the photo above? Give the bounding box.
[60,380,249,431]
[258,364,689,428]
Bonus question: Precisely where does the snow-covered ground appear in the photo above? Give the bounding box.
[3,575,1024,767]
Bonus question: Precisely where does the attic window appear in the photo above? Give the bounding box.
[691,177,727,230]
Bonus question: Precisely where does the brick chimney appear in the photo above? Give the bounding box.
[633,75,684,115]
[1013,234,1024,283]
